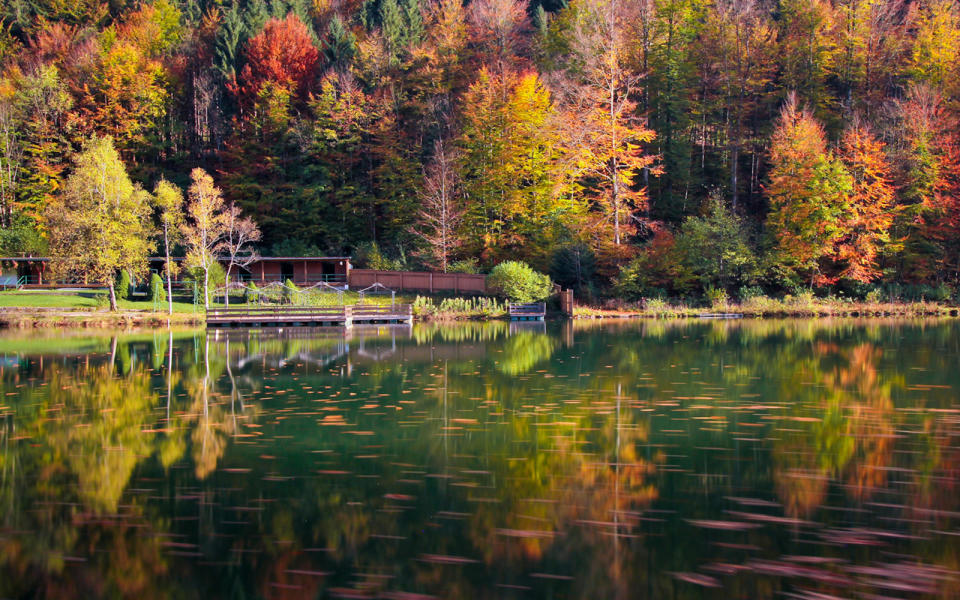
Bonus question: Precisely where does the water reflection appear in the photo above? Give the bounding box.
[1,320,959,598]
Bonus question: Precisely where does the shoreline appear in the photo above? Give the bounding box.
[1,302,957,329]
[0,308,205,329]
[572,305,958,320]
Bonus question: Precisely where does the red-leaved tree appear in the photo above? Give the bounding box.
[230,14,319,112]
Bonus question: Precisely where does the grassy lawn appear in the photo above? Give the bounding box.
[0,290,102,308]
[1,288,446,312]
[0,290,200,312]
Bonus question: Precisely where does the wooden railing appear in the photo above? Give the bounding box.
[207,306,347,320]
[206,304,413,326]
[351,304,413,318]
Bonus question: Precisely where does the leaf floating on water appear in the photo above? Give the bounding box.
[686,519,761,530]
[384,493,415,501]
[414,553,481,566]
[529,573,574,580]
[284,569,331,577]
[495,529,555,539]
[671,572,721,587]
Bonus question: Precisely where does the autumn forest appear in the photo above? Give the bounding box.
[1,0,959,299]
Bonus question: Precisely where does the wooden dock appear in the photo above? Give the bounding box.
[509,302,546,321]
[206,304,413,327]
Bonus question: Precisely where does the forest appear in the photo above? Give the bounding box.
[0,0,958,301]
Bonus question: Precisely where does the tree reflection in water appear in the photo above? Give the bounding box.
[0,320,958,598]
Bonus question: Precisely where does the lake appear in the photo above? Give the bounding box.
[1,319,958,598]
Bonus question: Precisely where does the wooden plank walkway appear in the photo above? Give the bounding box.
[206,304,413,327]
[509,302,546,321]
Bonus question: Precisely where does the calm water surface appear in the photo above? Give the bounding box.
[1,320,959,599]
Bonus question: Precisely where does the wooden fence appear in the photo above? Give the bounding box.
[348,269,487,294]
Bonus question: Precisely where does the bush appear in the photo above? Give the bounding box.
[932,283,953,303]
[284,279,299,304]
[355,242,405,271]
[150,273,166,304]
[184,262,225,302]
[486,261,553,303]
[864,287,884,304]
[738,285,765,301]
[115,270,133,300]
[448,258,480,274]
[246,281,260,304]
[412,295,436,317]
[705,285,728,309]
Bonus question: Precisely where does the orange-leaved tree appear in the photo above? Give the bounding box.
[565,0,658,248]
[765,93,852,286]
[834,123,897,283]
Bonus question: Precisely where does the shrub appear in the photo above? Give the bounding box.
[486,261,553,303]
[284,279,299,304]
[864,287,884,304]
[246,281,260,304]
[150,273,166,304]
[738,285,765,301]
[644,298,670,316]
[412,295,436,317]
[705,285,728,309]
[932,284,953,303]
[115,270,133,300]
[184,262,225,302]
[355,242,404,270]
[448,258,480,274]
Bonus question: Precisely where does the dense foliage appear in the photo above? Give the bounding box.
[1,0,959,298]
[487,260,553,302]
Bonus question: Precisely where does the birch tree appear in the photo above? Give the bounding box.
[182,168,225,309]
[153,179,184,315]
[45,136,155,311]
[218,202,261,305]
[0,92,22,228]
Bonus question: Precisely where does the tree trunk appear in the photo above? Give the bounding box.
[730,144,739,210]
[224,264,232,307]
[167,330,173,425]
[108,280,118,312]
[164,226,174,316]
[203,264,210,309]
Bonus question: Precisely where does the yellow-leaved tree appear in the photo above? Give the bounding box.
[46,136,155,311]
[565,0,658,247]
[182,168,226,309]
[153,178,184,315]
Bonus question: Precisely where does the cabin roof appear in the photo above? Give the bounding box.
[1,256,351,262]
[254,257,351,261]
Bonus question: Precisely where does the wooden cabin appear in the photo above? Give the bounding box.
[242,257,351,285]
[147,256,351,286]
[3,256,351,289]
[0,257,62,287]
